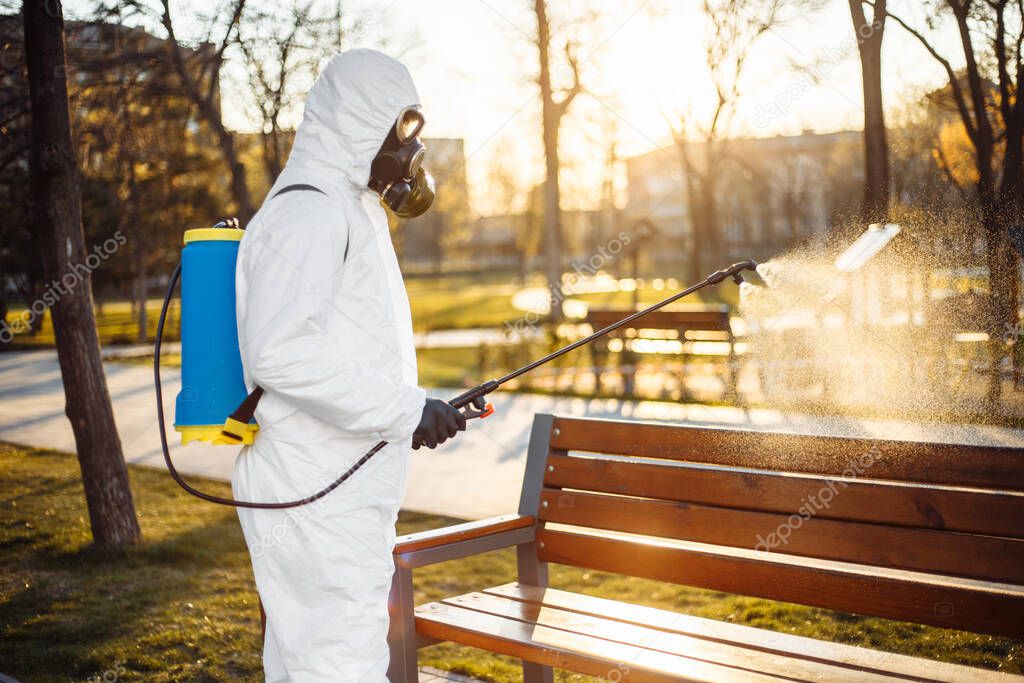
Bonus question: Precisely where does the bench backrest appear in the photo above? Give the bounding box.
[519,414,1024,638]
[585,307,732,337]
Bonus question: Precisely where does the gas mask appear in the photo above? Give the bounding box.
[368,106,435,218]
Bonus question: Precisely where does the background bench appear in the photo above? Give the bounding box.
[585,306,739,400]
[388,414,1024,682]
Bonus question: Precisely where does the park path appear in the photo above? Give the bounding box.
[3,349,1024,520]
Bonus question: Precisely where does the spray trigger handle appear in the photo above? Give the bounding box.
[460,396,494,420]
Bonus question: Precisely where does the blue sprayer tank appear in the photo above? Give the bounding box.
[174,227,258,445]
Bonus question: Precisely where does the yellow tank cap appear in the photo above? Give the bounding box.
[183,228,246,245]
[176,423,258,446]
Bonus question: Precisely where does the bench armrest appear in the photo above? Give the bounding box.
[393,514,536,569]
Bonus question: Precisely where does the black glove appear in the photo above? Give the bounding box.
[412,398,466,450]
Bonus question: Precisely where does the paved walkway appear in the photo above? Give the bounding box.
[3,349,1024,520]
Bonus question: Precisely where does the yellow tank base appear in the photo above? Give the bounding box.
[176,422,259,446]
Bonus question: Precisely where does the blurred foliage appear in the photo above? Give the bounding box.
[936,120,980,189]
[0,17,230,340]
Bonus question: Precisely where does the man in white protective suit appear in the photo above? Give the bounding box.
[232,49,466,681]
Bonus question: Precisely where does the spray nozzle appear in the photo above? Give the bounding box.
[705,260,759,286]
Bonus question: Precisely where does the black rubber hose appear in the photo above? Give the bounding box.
[155,258,758,509]
[154,261,391,509]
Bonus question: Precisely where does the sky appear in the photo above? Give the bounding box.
[69,0,967,214]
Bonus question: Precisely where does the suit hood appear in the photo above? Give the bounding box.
[286,49,420,190]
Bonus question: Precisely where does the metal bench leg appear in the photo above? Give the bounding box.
[679,353,691,401]
[591,341,605,394]
[523,661,554,683]
[517,542,552,683]
[516,414,555,683]
[387,564,418,683]
[622,347,637,397]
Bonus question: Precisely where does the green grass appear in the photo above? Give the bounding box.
[416,346,487,388]
[0,442,260,682]
[407,275,524,331]
[4,299,179,347]
[1,443,1021,682]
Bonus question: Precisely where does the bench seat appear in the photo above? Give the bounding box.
[417,583,1019,683]
[387,415,1024,682]
[584,307,740,400]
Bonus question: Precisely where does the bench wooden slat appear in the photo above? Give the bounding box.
[544,454,1024,538]
[415,601,801,682]
[442,591,926,683]
[483,583,1017,683]
[393,514,534,554]
[538,488,1024,583]
[548,417,1024,491]
[536,528,1024,638]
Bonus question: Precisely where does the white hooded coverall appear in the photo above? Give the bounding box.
[233,50,427,682]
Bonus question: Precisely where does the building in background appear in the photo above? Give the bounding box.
[625,130,863,268]
[461,192,615,275]
[463,214,528,272]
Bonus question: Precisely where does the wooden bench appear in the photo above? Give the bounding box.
[387,414,1024,682]
[585,306,739,400]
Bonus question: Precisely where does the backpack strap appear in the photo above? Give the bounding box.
[272,183,326,199]
[221,183,340,443]
[270,183,349,262]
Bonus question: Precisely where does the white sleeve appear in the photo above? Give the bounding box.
[238,203,425,442]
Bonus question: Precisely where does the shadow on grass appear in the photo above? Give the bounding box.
[0,444,261,682]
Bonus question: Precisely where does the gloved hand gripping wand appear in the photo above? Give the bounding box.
[155,260,757,509]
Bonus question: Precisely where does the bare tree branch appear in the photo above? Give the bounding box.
[159,0,254,221]
[871,0,980,145]
[553,39,582,116]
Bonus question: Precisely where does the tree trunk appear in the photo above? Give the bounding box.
[983,165,1023,402]
[0,269,8,329]
[849,0,889,224]
[23,1,140,546]
[682,169,702,281]
[983,217,1017,403]
[263,127,283,183]
[126,168,146,343]
[536,0,564,323]
[542,128,564,322]
[975,139,1004,401]
[702,172,720,268]
[134,233,147,343]
[18,280,47,335]
[204,96,255,224]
